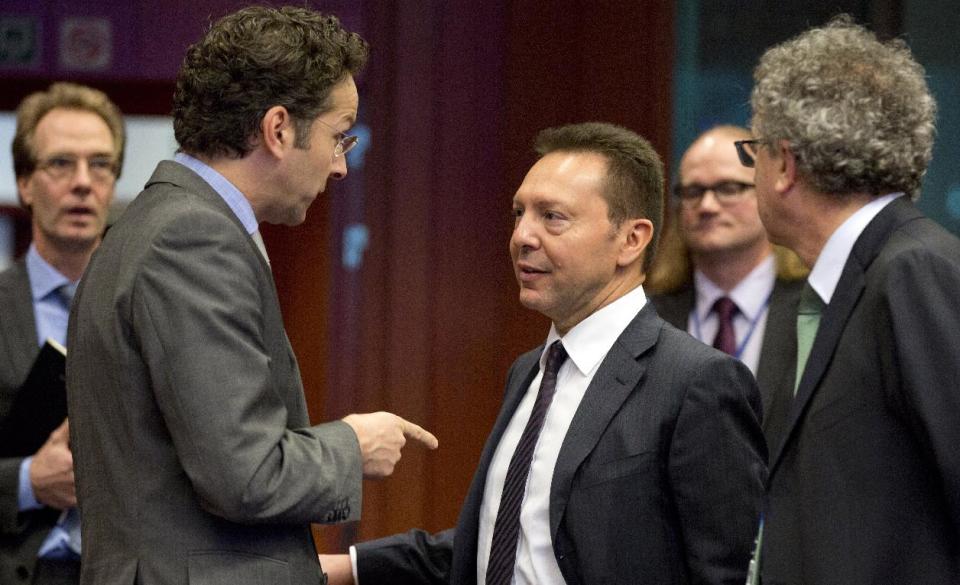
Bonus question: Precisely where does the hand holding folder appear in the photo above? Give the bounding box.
[0,339,68,458]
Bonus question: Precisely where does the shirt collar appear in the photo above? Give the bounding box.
[174,152,259,235]
[542,285,647,377]
[808,192,903,304]
[26,244,73,302]
[693,253,776,323]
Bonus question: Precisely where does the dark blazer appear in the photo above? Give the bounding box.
[357,304,767,585]
[652,277,802,446]
[761,197,960,585]
[66,161,363,585]
[0,260,63,584]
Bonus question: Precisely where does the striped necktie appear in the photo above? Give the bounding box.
[486,340,567,585]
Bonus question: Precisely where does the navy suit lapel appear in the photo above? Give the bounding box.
[549,305,660,542]
[769,198,922,473]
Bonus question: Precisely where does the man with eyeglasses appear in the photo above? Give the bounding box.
[742,16,960,585]
[0,82,123,585]
[649,125,805,444]
[65,7,436,585]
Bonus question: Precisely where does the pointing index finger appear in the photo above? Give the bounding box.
[401,419,439,450]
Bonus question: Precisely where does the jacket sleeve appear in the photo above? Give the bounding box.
[130,207,362,525]
[356,528,455,585]
[886,245,960,535]
[669,354,768,585]
[0,456,28,534]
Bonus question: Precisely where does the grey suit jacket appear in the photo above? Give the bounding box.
[0,260,64,584]
[357,304,767,585]
[66,161,363,585]
[652,277,802,446]
[762,197,960,584]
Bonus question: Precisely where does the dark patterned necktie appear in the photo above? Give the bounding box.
[712,296,739,355]
[486,340,568,585]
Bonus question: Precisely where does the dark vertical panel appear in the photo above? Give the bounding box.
[272,0,675,552]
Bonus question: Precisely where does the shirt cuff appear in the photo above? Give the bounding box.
[349,545,360,584]
[18,457,42,511]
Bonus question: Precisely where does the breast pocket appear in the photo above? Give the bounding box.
[188,551,290,585]
[577,450,656,489]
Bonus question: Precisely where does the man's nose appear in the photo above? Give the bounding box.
[329,155,349,181]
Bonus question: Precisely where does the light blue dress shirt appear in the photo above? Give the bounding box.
[173,153,259,235]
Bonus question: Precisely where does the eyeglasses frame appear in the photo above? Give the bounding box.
[314,118,358,158]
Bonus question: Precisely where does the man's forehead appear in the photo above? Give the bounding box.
[33,109,114,153]
[515,152,608,202]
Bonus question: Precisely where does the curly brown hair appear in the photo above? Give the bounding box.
[173,6,368,159]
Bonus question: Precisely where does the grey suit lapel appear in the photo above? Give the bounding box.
[549,304,660,541]
[0,260,39,379]
[769,198,922,474]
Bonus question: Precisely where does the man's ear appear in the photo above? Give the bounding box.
[16,175,32,209]
[261,105,293,158]
[617,218,654,268]
[774,139,798,194]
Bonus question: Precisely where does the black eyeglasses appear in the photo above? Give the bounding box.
[673,181,755,208]
[734,139,760,168]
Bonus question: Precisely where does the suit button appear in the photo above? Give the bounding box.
[16,565,30,580]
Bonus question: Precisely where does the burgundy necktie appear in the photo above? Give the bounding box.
[712,296,739,355]
[486,340,568,585]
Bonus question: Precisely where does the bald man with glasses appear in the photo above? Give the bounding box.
[649,125,806,444]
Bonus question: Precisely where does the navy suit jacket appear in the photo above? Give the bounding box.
[652,276,802,447]
[357,304,767,585]
[762,197,960,584]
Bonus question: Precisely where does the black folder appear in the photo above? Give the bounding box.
[0,340,67,457]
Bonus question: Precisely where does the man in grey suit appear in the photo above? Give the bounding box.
[66,7,437,585]
[740,16,960,584]
[1,82,125,585]
[321,123,766,585]
[649,125,807,445]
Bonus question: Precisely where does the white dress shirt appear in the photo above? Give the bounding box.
[475,285,648,585]
[806,193,902,304]
[689,254,776,375]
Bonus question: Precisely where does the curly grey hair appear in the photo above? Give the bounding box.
[750,15,936,199]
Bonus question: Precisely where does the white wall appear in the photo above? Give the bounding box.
[0,113,178,204]
[0,113,177,268]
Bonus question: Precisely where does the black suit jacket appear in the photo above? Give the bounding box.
[357,304,767,585]
[652,277,802,446]
[0,260,63,584]
[762,197,960,585]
